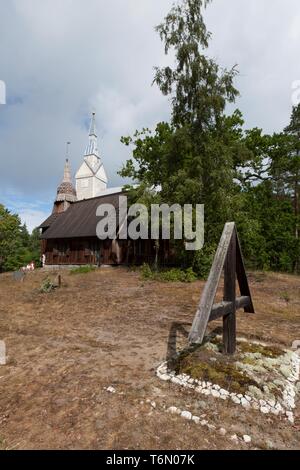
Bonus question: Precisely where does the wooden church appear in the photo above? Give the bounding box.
[40,113,174,267]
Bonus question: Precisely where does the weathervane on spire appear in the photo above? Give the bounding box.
[89,111,97,138]
[66,141,71,161]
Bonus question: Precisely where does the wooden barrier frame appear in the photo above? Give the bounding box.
[189,222,255,354]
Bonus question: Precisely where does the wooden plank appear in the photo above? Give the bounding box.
[223,232,237,354]
[209,296,251,322]
[189,222,235,344]
[210,301,233,321]
[235,231,255,314]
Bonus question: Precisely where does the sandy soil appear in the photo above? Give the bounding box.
[0,267,299,450]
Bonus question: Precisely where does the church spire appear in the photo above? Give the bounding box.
[85,112,99,157]
[89,112,97,137]
[75,112,108,200]
[63,142,72,183]
[53,144,77,213]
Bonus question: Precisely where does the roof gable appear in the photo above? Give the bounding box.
[41,192,124,239]
[75,160,94,179]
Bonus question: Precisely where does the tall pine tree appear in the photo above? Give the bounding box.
[120,0,246,246]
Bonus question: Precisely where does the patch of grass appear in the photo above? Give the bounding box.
[238,341,284,359]
[69,265,96,275]
[279,291,290,303]
[210,336,284,359]
[141,263,197,283]
[172,337,285,395]
[175,348,259,394]
[159,267,197,283]
[209,336,223,352]
[39,277,57,293]
[141,263,152,279]
[242,357,259,366]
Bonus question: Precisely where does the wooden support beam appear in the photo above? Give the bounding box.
[223,232,237,355]
[188,222,255,354]
[236,231,255,314]
[189,223,235,344]
[209,296,251,322]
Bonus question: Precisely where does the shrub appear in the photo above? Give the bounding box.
[69,265,96,275]
[39,277,56,293]
[141,263,152,279]
[141,264,197,283]
[278,252,293,273]
[192,244,216,280]
[184,267,198,283]
[158,268,183,282]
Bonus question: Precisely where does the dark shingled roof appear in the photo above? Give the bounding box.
[41,192,124,239]
[39,212,61,229]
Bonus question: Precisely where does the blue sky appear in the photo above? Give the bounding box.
[1,0,300,232]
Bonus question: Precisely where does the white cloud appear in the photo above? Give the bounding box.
[289,12,300,41]
[0,193,50,233]
[0,0,300,216]
[19,209,49,233]
[205,0,300,132]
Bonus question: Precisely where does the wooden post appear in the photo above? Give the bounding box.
[189,222,255,351]
[189,223,236,345]
[223,232,236,354]
[235,230,254,313]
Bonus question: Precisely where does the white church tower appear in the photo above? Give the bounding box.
[75,112,108,200]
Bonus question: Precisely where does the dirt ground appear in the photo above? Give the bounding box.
[0,267,299,450]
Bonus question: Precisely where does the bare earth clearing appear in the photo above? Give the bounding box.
[0,268,299,450]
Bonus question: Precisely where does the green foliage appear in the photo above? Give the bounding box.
[154,0,238,129]
[69,265,96,275]
[279,291,290,303]
[192,244,216,279]
[118,0,300,275]
[0,204,40,272]
[39,277,56,293]
[141,263,197,283]
[120,0,300,278]
[141,262,152,279]
[123,0,300,275]
[29,228,43,266]
[159,267,197,283]
[182,267,198,283]
[236,131,299,272]
[235,104,300,272]
[119,0,249,253]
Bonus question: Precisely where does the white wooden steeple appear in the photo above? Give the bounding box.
[75,112,108,200]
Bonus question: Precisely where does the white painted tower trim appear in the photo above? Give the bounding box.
[75,112,108,200]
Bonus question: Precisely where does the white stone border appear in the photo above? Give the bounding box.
[157,347,300,424]
[165,405,252,444]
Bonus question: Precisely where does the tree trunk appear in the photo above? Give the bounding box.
[154,240,159,271]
